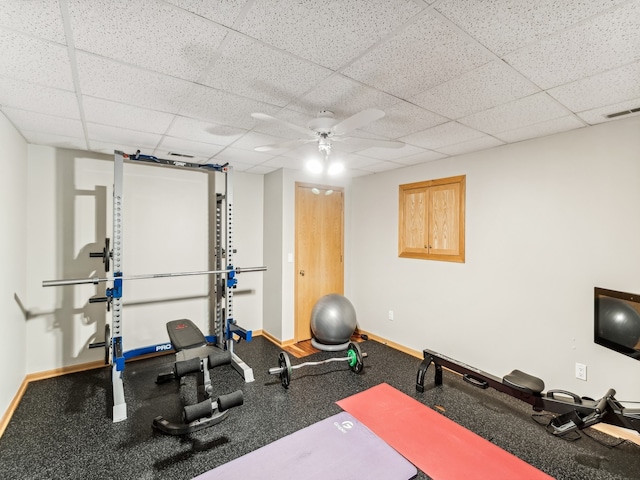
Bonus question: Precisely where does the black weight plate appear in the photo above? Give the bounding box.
[348,342,364,374]
[104,324,111,365]
[278,351,292,389]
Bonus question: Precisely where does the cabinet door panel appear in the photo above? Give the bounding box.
[428,183,460,256]
[400,188,428,254]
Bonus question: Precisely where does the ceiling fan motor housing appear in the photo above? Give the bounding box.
[307,110,337,133]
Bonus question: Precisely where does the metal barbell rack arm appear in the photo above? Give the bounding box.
[268,353,368,375]
[42,266,267,287]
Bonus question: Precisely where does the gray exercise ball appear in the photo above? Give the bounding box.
[598,297,640,350]
[310,294,357,345]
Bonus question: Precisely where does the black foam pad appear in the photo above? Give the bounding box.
[183,399,213,423]
[502,369,545,394]
[166,319,207,351]
[217,390,244,412]
[174,357,201,377]
[208,350,232,368]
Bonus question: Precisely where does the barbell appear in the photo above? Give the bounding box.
[268,342,367,389]
[42,265,267,287]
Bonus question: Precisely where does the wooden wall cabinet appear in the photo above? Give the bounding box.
[398,175,465,262]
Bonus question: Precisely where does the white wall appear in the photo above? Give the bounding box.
[26,147,263,373]
[0,113,28,418]
[350,116,640,400]
[263,170,284,339]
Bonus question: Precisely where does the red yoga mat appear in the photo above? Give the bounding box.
[337,383,554,480]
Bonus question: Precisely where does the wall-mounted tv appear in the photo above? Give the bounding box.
[594,287,640,361]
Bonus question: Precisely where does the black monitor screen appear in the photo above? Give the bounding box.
[594,287,640,360]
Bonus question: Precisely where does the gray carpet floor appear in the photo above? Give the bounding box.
[1,336,639,479]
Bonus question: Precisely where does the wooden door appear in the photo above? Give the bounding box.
[295,183,344,341]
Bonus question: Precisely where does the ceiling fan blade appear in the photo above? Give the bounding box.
[254,138,313,152]
[251,113,312,137]
[331,108,386,136]
[339,136,405,149]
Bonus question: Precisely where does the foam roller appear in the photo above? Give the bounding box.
[208,351,232,368]
[174,357,201,377]
[217,390,244,412]
[183,399,213,423]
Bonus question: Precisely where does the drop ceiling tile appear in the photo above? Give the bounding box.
[577,97,640,125]
[230,131,290,154]
[180,83,281,130]
[2,107,84,138]
[360,101,447,138]
[260,156,306,170]
[77,53,193,114]
[237,0,422,69]
[68,0,227,82]
[245,164,278,175]
[155,136,225,159]
[360,161,402,173]
[83,97,175,134]
[356,142,427,161]
[459,93,569,135]
[87,123,162,150]
[342,153,384,170]
[287,74,400,118]
[200,33,332,107]
[0,77,80,119]
[0,30,73,90]
[410,60,540,119]
[504,2,640,89]
[548,61,640,113]
[435,135,504,156]
[435,0,627,57]
[22,130,87,150]
[494,115,585,143]
[392,150,447,166]
[0,0,66,43]
[400,121,485,149]
[164,0,251,27]
[212,146,274,165]
[167,116,247,146]
[343,12,494,98]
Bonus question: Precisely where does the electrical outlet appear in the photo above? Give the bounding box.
[388,310,394,321]
[575,363,587,381]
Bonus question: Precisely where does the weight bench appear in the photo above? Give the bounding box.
[152,319,244,435]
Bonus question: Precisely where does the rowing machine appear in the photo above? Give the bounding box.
[416,348,640,437]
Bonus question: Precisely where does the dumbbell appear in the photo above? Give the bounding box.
[268,342,367,389]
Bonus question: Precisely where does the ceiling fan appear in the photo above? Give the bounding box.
[250,108,404,157]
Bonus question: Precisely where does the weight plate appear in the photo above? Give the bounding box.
[104,237,111,273]
[104,323,111,365]
[278,351,292,389]
[348,342,364,373]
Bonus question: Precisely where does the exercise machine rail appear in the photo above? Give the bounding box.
[416,348,640,436]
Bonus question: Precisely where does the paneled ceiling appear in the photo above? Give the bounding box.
[1,0,639,176]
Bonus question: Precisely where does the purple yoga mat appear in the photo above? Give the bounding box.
[191,412,417,480]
